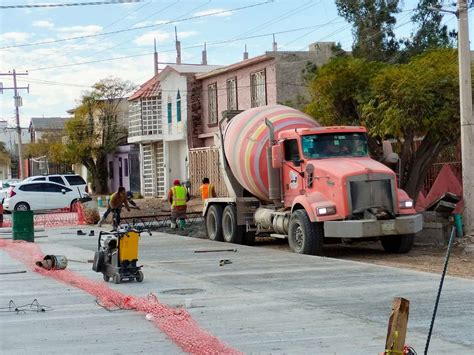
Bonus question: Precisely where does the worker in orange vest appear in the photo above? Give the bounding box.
[167,179,189,230]
[199,177,216,201]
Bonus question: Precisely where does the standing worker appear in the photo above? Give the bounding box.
[168,179,189,230]
[199,177,216,201]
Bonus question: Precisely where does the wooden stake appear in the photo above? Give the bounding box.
[385,297,410,354]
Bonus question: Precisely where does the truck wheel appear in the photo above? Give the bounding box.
[288,210,324,256]
[222,205,244,244]
[206,205,224,241]
[381,234,414,253]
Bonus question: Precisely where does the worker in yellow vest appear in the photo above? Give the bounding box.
[199,177,216,201]
[167,179,190,230]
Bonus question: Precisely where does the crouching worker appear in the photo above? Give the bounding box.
[98,189,140,227]
[98,187,131,228]
[168,179,189,230]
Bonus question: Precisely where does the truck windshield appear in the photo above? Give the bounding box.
[302,133,368,159]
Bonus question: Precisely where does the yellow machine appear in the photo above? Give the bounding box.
[93,228,144,284]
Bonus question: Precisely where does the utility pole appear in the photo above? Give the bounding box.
[457,0,473,235]
[0,69,29,179]
[429,0,473,235]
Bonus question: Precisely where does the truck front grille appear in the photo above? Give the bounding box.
[348,178,394,214]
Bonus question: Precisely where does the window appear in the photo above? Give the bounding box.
[124,158,129,177]
[32,177,46,181]
[64,175,86,186]
[250,69,266,107]
[208,82,218,125]
[20,183,45,192]
[226,77,237,110]
[302,133,369,159]
[49,176,65,185]
[108,161,114,179]
[284,139,300,162]
[167,101,172,124]
[176,90,182,122]
[44,183,71,193]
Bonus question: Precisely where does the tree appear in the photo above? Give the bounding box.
[66,77,135,193]
[0,142,10,165]
[335,0,400,62]
[305,56,386,155]
[402,0,454,60]
[362,49,461,198]
[304,49,464,199]
[25,131,72,165]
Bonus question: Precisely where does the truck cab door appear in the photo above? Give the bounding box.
[282,139,304,206]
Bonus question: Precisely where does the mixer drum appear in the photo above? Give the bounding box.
[223,105,320,201]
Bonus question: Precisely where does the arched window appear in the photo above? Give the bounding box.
[176,90,182,122]
[167,95,172,124]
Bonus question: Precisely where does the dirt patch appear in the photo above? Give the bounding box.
[100,197,204,222]
[257,236,474,279]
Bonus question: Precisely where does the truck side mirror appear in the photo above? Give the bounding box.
[272,145,283,169]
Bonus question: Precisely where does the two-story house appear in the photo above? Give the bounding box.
[128,64,220,198]
[187,42,339,196]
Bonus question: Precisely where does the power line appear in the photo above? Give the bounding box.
[31,0,176,68]
[0,0,274,50]
[84,0,208,60]
[0,0,142,9]
[27,22,347,72]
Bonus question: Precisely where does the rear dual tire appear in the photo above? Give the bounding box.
[206,204,248,244]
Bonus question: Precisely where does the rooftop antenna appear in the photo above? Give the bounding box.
[154,38,159,75]
[175,26,182,65]
[201,42,208,65]
[243,44,249,60]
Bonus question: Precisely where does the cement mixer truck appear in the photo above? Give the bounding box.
[203,105,422,255]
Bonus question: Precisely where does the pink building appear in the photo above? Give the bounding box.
[191,43,337,148]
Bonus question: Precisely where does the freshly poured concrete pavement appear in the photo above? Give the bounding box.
[1,227,473,354]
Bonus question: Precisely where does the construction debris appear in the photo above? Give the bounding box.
[219,259,232,266]
[35,255,68,270]
[194,248,237,253]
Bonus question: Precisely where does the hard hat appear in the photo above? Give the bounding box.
[173,179,181,185]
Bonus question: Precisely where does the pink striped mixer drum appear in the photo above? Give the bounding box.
[223,105,320,202]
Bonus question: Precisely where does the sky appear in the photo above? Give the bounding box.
[0,0,469,128]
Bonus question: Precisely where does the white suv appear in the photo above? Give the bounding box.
[23,174,88,196]
[3,181,86,212]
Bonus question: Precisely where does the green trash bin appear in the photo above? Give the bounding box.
[12,210,34,242]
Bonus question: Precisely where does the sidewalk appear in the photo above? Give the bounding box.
[1,226,473,354]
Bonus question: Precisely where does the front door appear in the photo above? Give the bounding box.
[282,139,304,206]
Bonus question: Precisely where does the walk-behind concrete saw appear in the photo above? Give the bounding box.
[92,227,149,284]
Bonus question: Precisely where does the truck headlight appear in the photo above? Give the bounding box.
[316,206,336,216]
[399,200,414,209]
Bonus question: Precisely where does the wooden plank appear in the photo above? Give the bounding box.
[384,297,410,355]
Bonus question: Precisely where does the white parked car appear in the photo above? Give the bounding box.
[23,174,88,196]
[0,179,22,204]
[3,181,87,212]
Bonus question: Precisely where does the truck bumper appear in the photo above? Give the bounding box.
[323,214,423,238]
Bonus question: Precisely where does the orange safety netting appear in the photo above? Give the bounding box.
[0,211,82,228]
[0,239,241,355]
